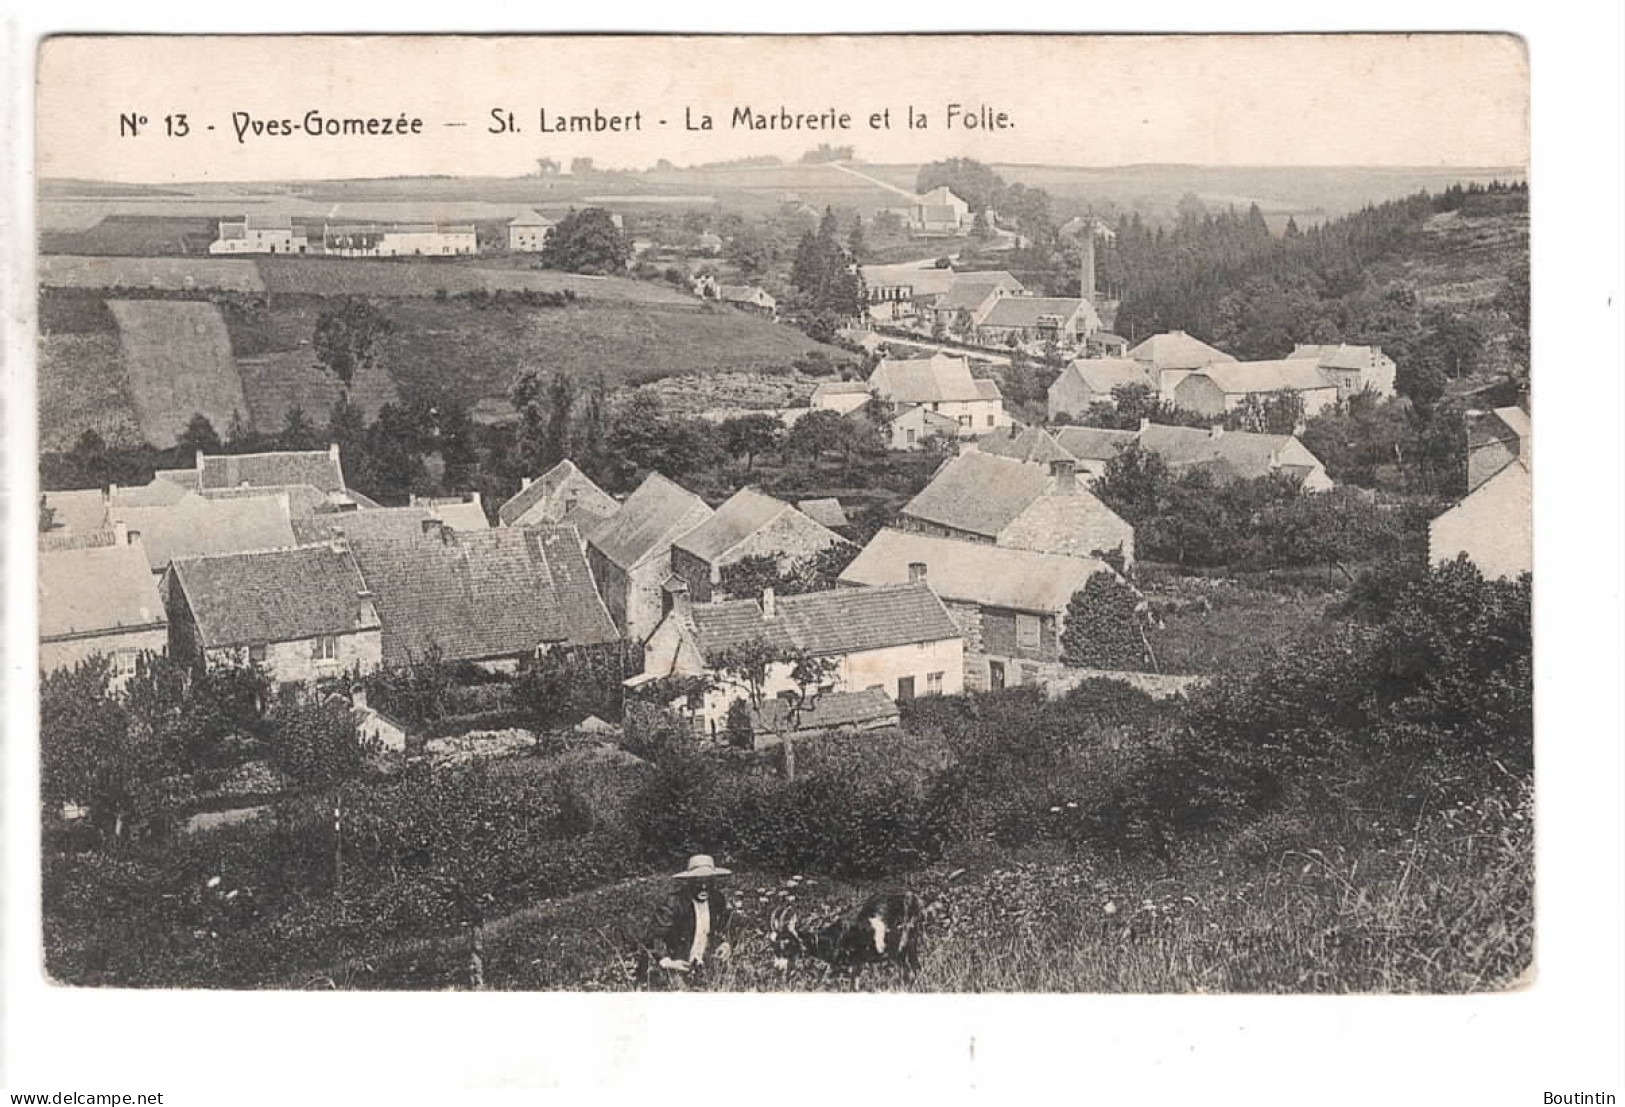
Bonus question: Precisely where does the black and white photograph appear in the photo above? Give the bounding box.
[2,20,1621,1105]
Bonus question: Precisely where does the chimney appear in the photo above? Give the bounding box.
[520,477,533,491]
[328,442,342,464]
[908,561,928,583]
[762,587,777,619]
[328,536,350,554]
[351,684,369,713]
[420,518,442,537]
[113,521,129,546]
[1080,229,1097,305]
[1139,417,1151,433]
[1049,457,1078,492]
[468,491,481,507]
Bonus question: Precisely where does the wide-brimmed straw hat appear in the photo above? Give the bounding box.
[673,854,732,880]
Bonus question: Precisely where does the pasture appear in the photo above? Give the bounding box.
[254,256,695,303]
[39,255,266,292]
[107,300,249,447]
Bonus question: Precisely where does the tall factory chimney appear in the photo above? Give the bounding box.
[1080,225,1097,306]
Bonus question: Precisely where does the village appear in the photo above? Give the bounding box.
[34,156,1533,994]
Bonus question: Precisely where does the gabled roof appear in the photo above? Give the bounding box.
[973,378,1003,401]
[935,280,1008,314]
[1137,425,1308,482]
[686,581,959,660]
[200,483,334,518]
[1290,343,1391,371]
[1059,357,1159,396]
[347,526,618,666]
[586,472,713,571]
[111,479,191,508]
[1491,405,1531,445]
[171,543,378,650]
[498,459,616,528]
[811,380,873,400]
[840,530,1112,615]
[509,210,556,227]
[978,296,1099,331]
[900,451,1054,538]
[39,543,166,641]
[109,491,297,571]
[197,448,345,494]
[796,498,850,529]
[718,285,774,304]
[673,487,840,564]
[1188,359,1339,395]
[1052,426,1139,463]
[858,265,961,297]
[1127,330,1237,370]
[918,186,967,207]
[869,353,983,404]
[291,507,444,547]
[975,425,1075,465]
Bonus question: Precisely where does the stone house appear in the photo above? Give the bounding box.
[880,403,963,451]
[973,296,1100,352]
[498,459,620,530]
[810,379,875,415]
[1052,422,1334,491]
[108,490,298,577]
[1047,357,1161,419]
[1174,359,1342,421]
[973,425,1079,467]
[632,581,962,743]
[38,538,168,686]
[1126,330,1237,402]
[1430,406,1531,580]
[508,210,556,252]
[909,185,972,234]
[165,541,382,685]
[716,285,778,319]
[1289,343,1399,399]
[668,488,848,604]
[584,472,715,643]
[868,353,1011,440]
[898,450,1136,565]
[344,523,618,673]
[929,273,1024,336]
[839,529,1116,693]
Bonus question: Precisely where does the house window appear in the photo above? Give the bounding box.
[958,415,971,427]
[111,650,138,678]
[312,635,338,662]
[1021,663,1042,686]
[926,671,944,695]
[686,691,705,712]
[989,661,1006,690]
[906,428,917,445]
[986,414,996,427]
[249,643,268,665]
[896,676,916,702]
[1016,613,1041,650]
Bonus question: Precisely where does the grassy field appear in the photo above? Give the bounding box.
[255,257,695,303]
[107,300,248,446]
[39,255,266,292]
[37,331,140,450]
[1140,569,1345,675]
[311,778,1532,994]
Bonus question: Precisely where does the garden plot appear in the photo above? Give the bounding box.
[108,300,250,446]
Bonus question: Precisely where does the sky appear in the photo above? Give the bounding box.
[36,34,1529,182]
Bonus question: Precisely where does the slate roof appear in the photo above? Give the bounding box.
[718,285,774,304]
[1492,405,1531,444]
[110,492,297,571]
[39,528,121,553]
[587,472,713,571]
[869,354,983,404]
[686,581,959,660]
[171,543,378,650]
[976,425,1075,465]
[197,448,345,494]
[39,543,166,641]
[1190,359,1339,395]
[840,530,1113,615]
[754,688,899,733]
[292,507,443,546]
[858,265,961,297]
[509,210,555,227]
[1290,343,1390,371]
[1052,426,1139,463]
[349,526,618,666]
[673,487,835,565]
[900,451,1054,538]
[111,479,191,508]
[811,380,873,400]
[935,280,1008,314]
[978,296,1100,331]
[1137,425,1300,481]
[1061,357,1159,396]
[796,498,850,529]
[973,378,1003,400]
[200,483,332,518]
[499,459,616,527]
[41,488,109,535]
[1127,330,1237,370]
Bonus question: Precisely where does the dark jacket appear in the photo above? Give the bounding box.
[651,888,733,963]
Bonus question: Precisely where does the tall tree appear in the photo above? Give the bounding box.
[176,413,222,457]
[539,207,629,274]
[314,297,392,392]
